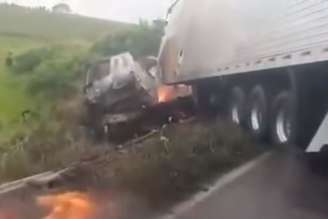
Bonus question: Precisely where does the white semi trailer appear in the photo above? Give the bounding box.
[158,0,328,153]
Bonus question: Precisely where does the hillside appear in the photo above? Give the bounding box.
[0,4,134,142]
[0,36,44,137]
[0,4,133,40]
[0,3,172,185]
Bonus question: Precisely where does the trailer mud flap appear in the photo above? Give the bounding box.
[307,112,328,152]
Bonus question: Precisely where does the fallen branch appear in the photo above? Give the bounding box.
[124,130,159,147]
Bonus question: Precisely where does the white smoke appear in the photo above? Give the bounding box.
[164,0,286,79]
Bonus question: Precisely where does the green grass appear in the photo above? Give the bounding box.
[0,36,45,141]
[0,4,132,142]
[0,4,164,183]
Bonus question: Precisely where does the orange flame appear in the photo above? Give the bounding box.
[0,212,17,219]
[157,85,192,103]
[158,86,175,103]
[37,192,96,219]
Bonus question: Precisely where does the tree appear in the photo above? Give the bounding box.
[91,20,166,58]
[52,3,71,14]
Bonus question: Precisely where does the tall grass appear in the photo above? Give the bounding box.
[111,120,262,208]
[0,14,167,183]
[0,118,263,212]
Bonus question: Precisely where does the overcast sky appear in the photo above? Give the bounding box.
[0,0,173,23]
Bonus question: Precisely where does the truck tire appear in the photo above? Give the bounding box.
[192,84,211,113]
[271,91,297,145]
[227,86,246,126]
[192,85,201,110]
[247,85,270,140]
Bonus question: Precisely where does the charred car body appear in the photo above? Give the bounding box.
[84,53,159,141]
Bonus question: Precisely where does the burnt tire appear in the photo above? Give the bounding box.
[271,91,297,145]
[227,86,246,126]
[247,85,270,140]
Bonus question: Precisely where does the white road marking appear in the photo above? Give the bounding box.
[158,152,272,219]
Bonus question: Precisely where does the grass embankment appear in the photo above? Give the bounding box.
[0,36,44,141]
[0,4,131,177]
[0,2,133,123]
[0,4,133,143]
[112,120,263,209]
[22,119,262,212]
[0,42,90,180]
[0,36,89,143]
[0,118,263,219]
[0,4,164,182]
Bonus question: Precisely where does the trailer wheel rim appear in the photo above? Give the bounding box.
[250,105,262,131]
[231,104,240,125]
[276,108,291,144]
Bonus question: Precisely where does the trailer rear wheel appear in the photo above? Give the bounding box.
[247,85,270,140]
[228,86,246,126]
[271,91,297,145]
[192,84,210,112]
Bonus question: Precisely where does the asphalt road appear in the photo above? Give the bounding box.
[169,151,328,219]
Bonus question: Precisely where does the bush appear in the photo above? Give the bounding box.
[27,59,77,99]
[13,46,88,100]
[0,45,90,182]
[105,120,263,209]
[10,46,88,101]
[0,117,263,214]
[12,48,53,73]
[0,145,31,181]
[0,119,90,182]
[91,21,164,58]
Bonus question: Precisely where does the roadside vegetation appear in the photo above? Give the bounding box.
[0,4,165,182]
[0,119,263,217]
[110,120,263,209]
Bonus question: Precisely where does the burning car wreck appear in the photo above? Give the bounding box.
[83,52,160,141]
[83,52,192,142]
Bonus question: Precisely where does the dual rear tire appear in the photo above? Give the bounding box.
[227,85,296,145]
[247,86,270,141]
[271,91,296,145]
[227,87,246,126]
